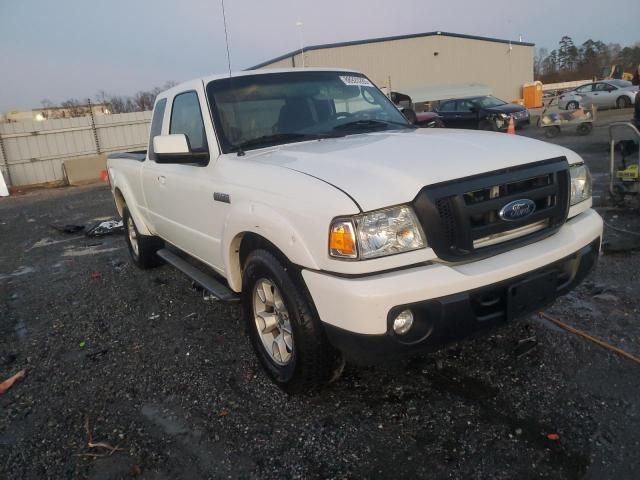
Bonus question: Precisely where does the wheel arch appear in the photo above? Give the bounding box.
[111,184,153,236]
[227,231,306,293]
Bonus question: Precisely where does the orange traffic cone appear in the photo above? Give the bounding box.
[507,115,516,135]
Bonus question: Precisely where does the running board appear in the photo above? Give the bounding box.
[157,249,239,303]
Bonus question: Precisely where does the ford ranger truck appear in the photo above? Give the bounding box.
[107,69,602,393]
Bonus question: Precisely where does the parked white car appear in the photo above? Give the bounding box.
[107,68,602,392]
[558,80,638,110]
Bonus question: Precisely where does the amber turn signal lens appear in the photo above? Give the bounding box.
[329,220,357,258]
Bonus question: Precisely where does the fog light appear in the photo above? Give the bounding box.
[393,309,414,335]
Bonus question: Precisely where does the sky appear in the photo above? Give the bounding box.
[0,0,638,111]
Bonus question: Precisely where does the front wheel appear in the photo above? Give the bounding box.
[242,249,344,393]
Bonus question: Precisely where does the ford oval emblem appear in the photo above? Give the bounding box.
[499,199,536,221]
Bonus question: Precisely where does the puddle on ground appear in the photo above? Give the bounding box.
[0,266,35,281]
[62,246,121,257]
[27,236,83,251]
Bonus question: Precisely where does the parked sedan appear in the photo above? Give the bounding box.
[435,95,530,131]
[558,80,638,110]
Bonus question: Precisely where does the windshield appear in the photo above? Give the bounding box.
[206,71,411,153]
[470,95,507,108]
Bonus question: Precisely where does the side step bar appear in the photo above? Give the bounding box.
[157,249,239,303]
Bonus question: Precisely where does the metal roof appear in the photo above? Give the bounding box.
[249,31,535,69]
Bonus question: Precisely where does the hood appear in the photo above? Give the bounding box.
[484,103,527,114]
[242,129,580,212]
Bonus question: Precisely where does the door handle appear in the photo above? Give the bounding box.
[157,175,166,185]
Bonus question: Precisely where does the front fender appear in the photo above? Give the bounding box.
[221,200,320,292]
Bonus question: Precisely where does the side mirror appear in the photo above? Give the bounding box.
[153,134,208,164]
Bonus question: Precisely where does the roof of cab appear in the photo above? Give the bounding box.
[159,67,360,100]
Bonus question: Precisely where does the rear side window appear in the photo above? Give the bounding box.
[170,91,208,152]
[148,98,167,161]
[439,100,456,112]
[457,100,475,112]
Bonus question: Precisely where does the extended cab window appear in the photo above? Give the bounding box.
[170,92,208,152]
[438,100,456,112]
[148,98,167,161]
[575,84,593,93]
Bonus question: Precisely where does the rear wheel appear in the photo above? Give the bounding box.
[123,207,164,269]
[617,96,631,109]
[545,126,561,138]
[576,122,593,136]
[242,249,344,393]
[566,101,579,110]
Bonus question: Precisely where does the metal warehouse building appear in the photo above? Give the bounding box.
[250,31,534,103]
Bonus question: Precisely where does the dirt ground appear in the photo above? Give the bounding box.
[1,111,639,479]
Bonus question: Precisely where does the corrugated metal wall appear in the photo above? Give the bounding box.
[259,36,533,102]
[0,111,151,187]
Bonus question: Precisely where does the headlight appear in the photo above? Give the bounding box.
[329,205,426,260]
[570,163,592,205]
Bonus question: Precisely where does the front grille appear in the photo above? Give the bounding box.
[413,158,570,262]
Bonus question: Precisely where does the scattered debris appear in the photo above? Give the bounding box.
[86,349,108,361]
[149,313,160,320]
[85,219,124,237]
[539,312,640,365]
[90,272,102,280]
[513,335,538,358]
[0,369,26,395]
[75,417,123,458]
[218,409,230,417]
[183,312,196,320]
[79,341,87,349]
[547,433,560,441]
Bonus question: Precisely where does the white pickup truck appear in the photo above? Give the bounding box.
[108,68,602,393]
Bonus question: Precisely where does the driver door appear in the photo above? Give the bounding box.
[591,82,615,107]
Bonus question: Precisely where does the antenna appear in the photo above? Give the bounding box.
[220,0,232,78]
[296,21,306,68]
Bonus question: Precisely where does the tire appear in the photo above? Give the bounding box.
[576,122,593,136]
[616,96,631,109]
[123,207,164,269]
[566,101,579,111]
[544,126,561,138]
[242,249,343,393]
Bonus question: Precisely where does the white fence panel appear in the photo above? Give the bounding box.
[0,111,152,187]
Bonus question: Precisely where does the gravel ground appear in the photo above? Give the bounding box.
[1,125,639,479]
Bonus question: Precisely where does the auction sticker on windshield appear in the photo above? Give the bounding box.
[339,75,374,88]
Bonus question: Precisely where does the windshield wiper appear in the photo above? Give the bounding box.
[332,119,415,132]
[231,132,342,155]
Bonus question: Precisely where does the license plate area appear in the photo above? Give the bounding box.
[507,271,557,320]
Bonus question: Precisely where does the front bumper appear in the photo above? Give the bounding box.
[302,209,602,361]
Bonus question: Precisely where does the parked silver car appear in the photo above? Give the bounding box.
[558,80,638,110]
